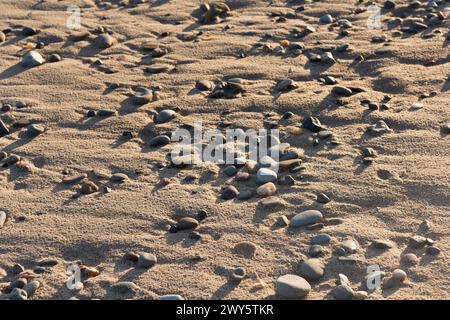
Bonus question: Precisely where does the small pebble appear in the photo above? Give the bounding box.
[221,185,239,200]
[256,182,277,197]
[137,253,157,269]
[177,217,199,230]
[290,210,323,227]
[276,274,311,298]
[22,51,44,68]
[300,259,324,281]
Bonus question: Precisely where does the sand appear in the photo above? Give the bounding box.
[0,0,449,300]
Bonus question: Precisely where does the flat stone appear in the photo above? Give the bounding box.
[80,181,99,194]
[256,168,277,184]
[111,173,128,183]
[275,79,297,91]
[367,120,393,135]
[149,135,171,147]
[23,280,40,297]
[156,109,176,123]
[237,190,253,200]
[137,253,157,269]
[310,234,331,245]
[372,239,395,250]
[109,282,140,297]
[256,182,277,197]
[409,235,427,248]
[276,274,311,298]
[221,185,239,200]
[0,119,10,137]
[224,165,237,176]
[177,217,199,230]
[97,109,117,116]
[22,51,44,68]
[132,87,153,105]
[300,259,324,281]
[332,86,353,97]
[320,14,334,24]
[290,210,323,227]
[276,215,289,227]
[426,246,441,255]
[11,263,25,274]
[341,239,358,254]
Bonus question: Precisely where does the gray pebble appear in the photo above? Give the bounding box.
[221,185,239,200]
[149,135,171,147]
[331,284,355,300]
[300,259,324,281]
[224,165,237,176]
[160,294,185,300]
[111,173,128,183]
[22,51,44,68]
[9,288,28,300]
[97,109,117,116]
[177,217,199,230]
[290,210,323,227]
[316,193,330,204]
[276,274,311,298]
[95,33,115,49]
[256,168,277,184]
[309,245,324,257]
[156,109,176,123]
[310,234,332,245]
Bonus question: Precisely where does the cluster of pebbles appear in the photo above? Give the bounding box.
[0,0,449,300]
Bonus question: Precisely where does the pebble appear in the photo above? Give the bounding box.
[0,211,6,228]
[196,80,214,91]
[0,119,10,137]
[9,288,28,300]
[310,234,332,245]
[309,245,324,257]
[256,168,277,184]
[23,280,40,297]
[384,0,396,9]
[231,267,246,283]
[5,278,27,293]
[221,185,239,200]
[137,253,157,269]
[300,259,324,280]
[302,116,324,132]
[188,231,202,240]
[95,33,115,49]
[340,239,358,254]
[321,52,336,64]
[401,253,419,265]
[156,109,176,123]
[426,246,441,255]
[332,86,353,97]
[256,182,277,197]
[132,87,153,105]
[149,135,171,147]
[362,147,377,158]
[196,210,208,221]
[111,173,128,183]
[276,215,289,227]
[441,123,450,135]
[97,109,117,116]
[2,154,21,167]
[11,263,25,274]
[224,165,237,176]
[27,124,45,136]
[22,27,37,36]
[324,76,337,85]
[290,210,323,227]
[316,193,330,204]
[235,171,250,181]
[330,284,355,300]
[367,120,392,135]
[0,31,5,43]
[320,14,334,24]
[372,239,395,250]
[237,190,253,200]
[233,242,258,258]
[124,251,139,263]
[409,235,427,248]
[80,181,99,194]
[22,51,44,68]
[276,274,311,298]
[47,53,62,63]
[177,217,199,230]
[275,79,297,92]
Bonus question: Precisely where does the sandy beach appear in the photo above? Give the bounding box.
[0,0,449,300]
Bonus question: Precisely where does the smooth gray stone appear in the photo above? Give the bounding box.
[149,135,171,147]
[310,234,331,245]
[137,253,157,269]
[300,259,324,281]
[156,109,176,123]
[291,210,323,227]
[22,51,44,68]
[276,274,311,298]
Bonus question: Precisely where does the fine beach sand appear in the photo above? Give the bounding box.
[0,0,449,300]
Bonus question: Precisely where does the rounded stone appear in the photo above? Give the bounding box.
[177,217,199,230]
[290,210,323,227]
[196,80,214,91]
[276,274,311,298]
[426,246,441,256]
[316,193,331,204]
[341,239,358,254]
[224,165,238,176]
[256,182,277,197]
[22,51,44,68]
[0,31,6,43]
[9,288,28,300]
[300,259,324,281]
[149,135,171,147]
[401,253,419,265]
[137,253,157,269]
[95,33,115,49]
[372,239,395,250]
[310,234,331,245]
[23,280,40,297]
[47,53,62,63]
[309,245,324,257]
[237,190,253,200]
[256,168,277,184]
[392,269,407,283]
[231,267,246,282]
[221,185,239,200]
[233,242,258,258]
[156,109,176,123]
[320,14,334,24]
[109,282,139,296]
[0,210,6,228]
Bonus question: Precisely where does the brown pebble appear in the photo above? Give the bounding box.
[80,181,99,194]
